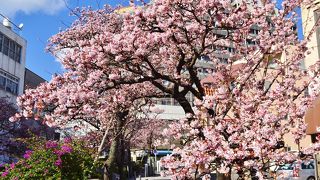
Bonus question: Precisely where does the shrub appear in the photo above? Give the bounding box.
[0,137,102,179]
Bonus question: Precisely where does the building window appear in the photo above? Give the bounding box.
[0,33,2,52]
[6,79,18,94]
[304,88,309,97]
[14,45,21,62]
[9,40,15,59]
[3,36,9,56]
[160,98,172,105]
[0,69,19,95]
[228,47,235,53]
[0,32,22,63]
[246,39,257,46]
[173,99,180,106]
[219,57,228,64]
[0,76,5,88]
[249,28,259,35]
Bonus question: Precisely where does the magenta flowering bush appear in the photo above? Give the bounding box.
[22,150,32,159]
[0,137,101,179]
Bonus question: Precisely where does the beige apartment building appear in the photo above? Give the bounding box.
[301,0,320,141]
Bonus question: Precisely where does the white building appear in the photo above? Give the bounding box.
[0,19,26,103]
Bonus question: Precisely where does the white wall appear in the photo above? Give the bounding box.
[0,22,27,103]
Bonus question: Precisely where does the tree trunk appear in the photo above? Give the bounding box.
[104,110,129,180]
[117,133,126,180]
[104,138,119,180]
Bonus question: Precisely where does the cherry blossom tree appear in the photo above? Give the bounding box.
[14,72,163,179]
[13,0,320,179]
[0,97,17,135]
[125,105,166,150]
[0,97,55,163]
[0,97,18,162]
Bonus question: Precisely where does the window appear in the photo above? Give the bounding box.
[284,146,291,151]
[9,40,15,59]
[173,99,179,106]
[6,79,18,94]
[301,162,314,169]
[249,29,259,35]
[0,76,5,88]
[159,98,172,105]
[227,47,235,53]
[246,39,257,46]
[304,88,309,97]
[216,34,226,38]
[200,56,210,61]
[14,45,21,62]
[0,33,22,63]
[203,68,209,74]
[219,58,228,64]
[278,164,293,170]
[0,33,3,52]
[3,36,9,55]
[0,69,19,95]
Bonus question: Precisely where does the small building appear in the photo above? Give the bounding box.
[0,18,26,103]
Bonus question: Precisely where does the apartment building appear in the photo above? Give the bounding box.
[0,19,26,103]
[302,0,320,139]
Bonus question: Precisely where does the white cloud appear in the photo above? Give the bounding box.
[0,0,66,17]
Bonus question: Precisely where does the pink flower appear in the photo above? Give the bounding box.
[45,141,58,149]
[1,171,8,177]
[54,158,62,167]
[10,163,15,169]
[63,137,72,143]
[23,150,33,159]
[61,145,73,154]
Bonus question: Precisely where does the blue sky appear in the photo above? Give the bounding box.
[1,0,303,81]
[1,0,134,81]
